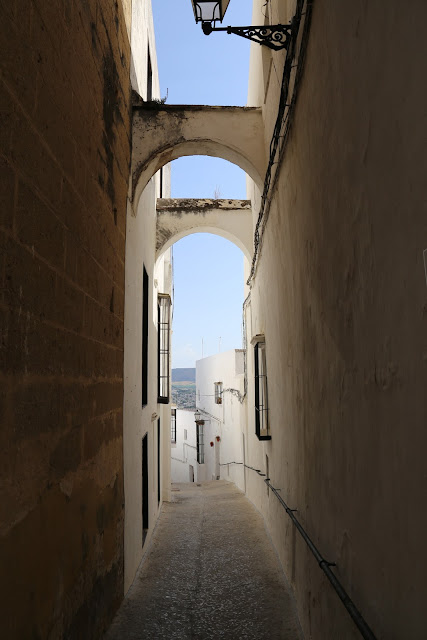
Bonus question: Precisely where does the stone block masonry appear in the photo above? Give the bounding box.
[0,1,131,638]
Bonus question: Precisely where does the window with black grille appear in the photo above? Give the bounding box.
[157,294,171,403]
[141,434,148,545]
[142,266,149,407]
[171,408,176,443]
[254,338,271,440]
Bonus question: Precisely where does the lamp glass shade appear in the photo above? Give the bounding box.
[191,0,231,24]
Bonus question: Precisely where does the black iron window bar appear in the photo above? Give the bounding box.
[219,461,377,640]
[254,340,270,440]
[157,294,171,404]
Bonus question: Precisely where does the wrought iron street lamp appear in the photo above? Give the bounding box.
[190,0,293,51]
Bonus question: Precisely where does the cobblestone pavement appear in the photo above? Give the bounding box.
[104,480,303,640]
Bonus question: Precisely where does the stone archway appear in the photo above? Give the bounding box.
[156,198,253,261]
[131,102,266,211]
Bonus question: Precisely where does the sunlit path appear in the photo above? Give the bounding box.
[105,481,302,640]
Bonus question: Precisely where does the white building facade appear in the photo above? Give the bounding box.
[170,409,199,483]
[122,0,173,593]
[195,349,246,489]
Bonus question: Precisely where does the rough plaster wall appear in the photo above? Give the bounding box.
[0,1,131,637]
[246,2,427,639]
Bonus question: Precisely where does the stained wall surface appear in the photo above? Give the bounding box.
[245,1,427,639]
[0,1,132,637]
[156,198,253,261]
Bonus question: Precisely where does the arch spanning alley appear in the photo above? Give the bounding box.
[131,103,266,210]
[156,198,253,261]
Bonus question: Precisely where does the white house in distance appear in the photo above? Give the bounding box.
[171,349,247,489]
[170,408,199,483]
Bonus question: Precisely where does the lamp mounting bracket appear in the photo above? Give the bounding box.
[202,23,293,50]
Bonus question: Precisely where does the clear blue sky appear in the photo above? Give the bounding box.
[152,1,253,367]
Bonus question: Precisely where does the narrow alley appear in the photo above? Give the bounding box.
[105,481,303,640]
[3,0,427,637]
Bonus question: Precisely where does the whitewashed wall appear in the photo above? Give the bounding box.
[123,0,172,594]
[196,350,246,490]
[171,409,198,483]
[243,1,427,638]
[130,0,160,100]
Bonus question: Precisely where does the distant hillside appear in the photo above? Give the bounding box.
[172,368,196,382]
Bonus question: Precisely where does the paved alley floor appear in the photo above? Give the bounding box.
[104,480,303,640]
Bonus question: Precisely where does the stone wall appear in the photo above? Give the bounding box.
[0,1,131,637]
[246,1,427,639]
